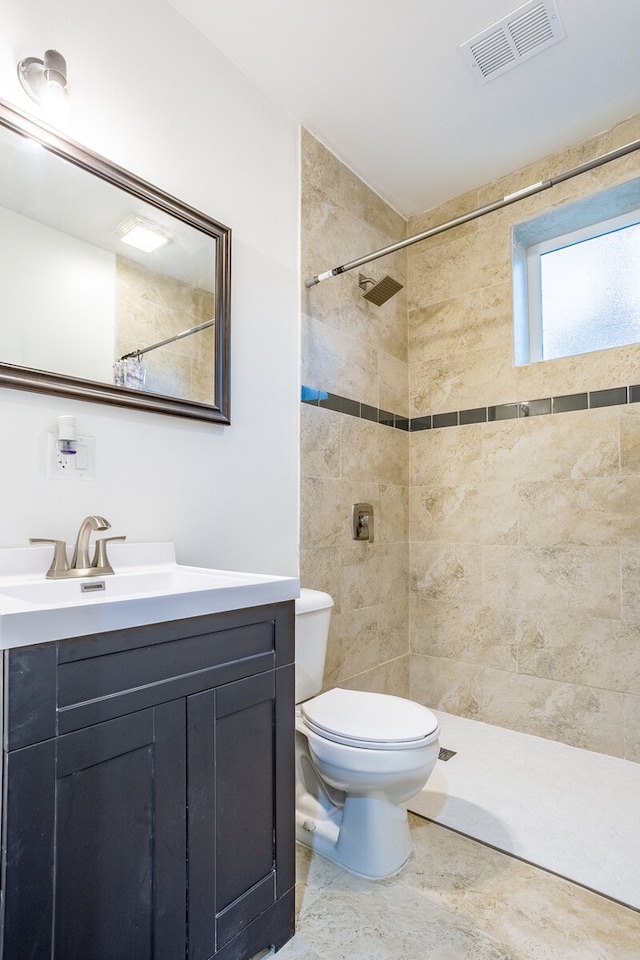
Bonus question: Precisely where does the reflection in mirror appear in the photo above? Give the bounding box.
[0,98,231,423]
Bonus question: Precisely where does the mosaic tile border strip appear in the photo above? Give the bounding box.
[301,384,640,431]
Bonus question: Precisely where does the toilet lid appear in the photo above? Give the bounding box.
[301,688,438,746]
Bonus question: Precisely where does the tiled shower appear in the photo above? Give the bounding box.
[300,113,640,763]
[300,119,640,909]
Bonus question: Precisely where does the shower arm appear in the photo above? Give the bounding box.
[304,136,640,288]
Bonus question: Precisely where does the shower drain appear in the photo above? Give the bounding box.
[438,747,457,761]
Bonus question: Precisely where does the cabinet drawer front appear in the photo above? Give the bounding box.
[58,621,275,706]
[57,620,275,732]
[4,604,289,747]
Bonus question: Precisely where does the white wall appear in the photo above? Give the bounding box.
[0,0,300,575]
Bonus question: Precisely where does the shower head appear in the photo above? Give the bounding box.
[358,273,403,306]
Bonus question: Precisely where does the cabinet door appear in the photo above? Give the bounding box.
[187,671,286,960]
[1,701,187,960]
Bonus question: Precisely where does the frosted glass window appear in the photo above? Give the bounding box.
[512,180,640,366]
[539,222,640,360]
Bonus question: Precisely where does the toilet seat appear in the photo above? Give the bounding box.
[301,688,439,750]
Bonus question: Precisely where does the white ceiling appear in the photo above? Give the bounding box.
[167,0,640,218]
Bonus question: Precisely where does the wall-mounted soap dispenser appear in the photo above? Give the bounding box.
[352,503,374,542]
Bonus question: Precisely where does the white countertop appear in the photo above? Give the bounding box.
[0,542,299,649]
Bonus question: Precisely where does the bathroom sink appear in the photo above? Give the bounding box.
[0,542,299,649]
[0,567,274,606]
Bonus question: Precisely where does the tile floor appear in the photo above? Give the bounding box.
[277,815,640,960]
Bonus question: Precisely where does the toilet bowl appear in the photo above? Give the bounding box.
[295,589,440,879]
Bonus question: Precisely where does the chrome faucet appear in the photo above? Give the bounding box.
[30,515,126,579]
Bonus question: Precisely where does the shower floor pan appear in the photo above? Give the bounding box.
[408,710,640,910]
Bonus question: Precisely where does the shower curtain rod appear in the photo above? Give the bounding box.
[304,136,640,288]
[119,318,214,361]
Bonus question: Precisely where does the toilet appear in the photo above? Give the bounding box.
[294,588,440,879]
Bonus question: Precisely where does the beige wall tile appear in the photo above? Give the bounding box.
[324,604,378,686]
[340,542,409,612]
[621,548,640,620]
[410,597,518,672]
[301,127,343,203]
[482,546,520,610]
[301,132,410,705]
[408,291,485,360]
[481,281,513,345]
[300,405,342,479]
[302,128,408,367]
[339,654,411,698]
[516,343,640,398]
[338,161,406,242]
[378,350,409,417]
[517,611,640,693]
[624,694,640,762]
[410,348,518,417]
[408,189,480,245]
[300,476,380,548]
[410,655,484,718]
[409,231,509,310]
[301,273,372,349]
[483,544,619,618]
[620,406,640,474]
[378,484,409,544]
[519,478,640,548]
[481,409,619,483]
[411,424,483,486]
[482,668,625,756]
[301,314,379,406]
[325,599,409,687]
[411,542,483,605]
[516,546,620,619]
[340,417,408,485]
[299,545,345,613]
[411,480,518,545]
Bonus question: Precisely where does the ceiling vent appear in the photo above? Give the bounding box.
[461,0,565,84]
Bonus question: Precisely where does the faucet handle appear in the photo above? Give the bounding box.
[29,538,69,579]
[92,536,126,575]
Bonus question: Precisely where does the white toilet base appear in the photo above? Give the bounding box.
[337,794,412,878]
[296,784,412,879]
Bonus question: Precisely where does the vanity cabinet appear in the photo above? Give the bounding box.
[0,601,295,960]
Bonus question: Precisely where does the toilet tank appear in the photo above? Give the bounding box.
[294,588,334,703]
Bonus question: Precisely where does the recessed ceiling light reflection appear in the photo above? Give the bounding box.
[114,216,171,253]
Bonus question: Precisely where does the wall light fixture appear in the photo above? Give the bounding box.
[17,49,68,115]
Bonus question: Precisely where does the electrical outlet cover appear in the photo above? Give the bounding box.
[47,432,95,480]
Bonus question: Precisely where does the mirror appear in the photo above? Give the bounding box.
[0,98,231,423]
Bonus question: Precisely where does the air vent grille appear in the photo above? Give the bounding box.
[471,32,515,77]
[510,5,556,55]
[461,0,565,84]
